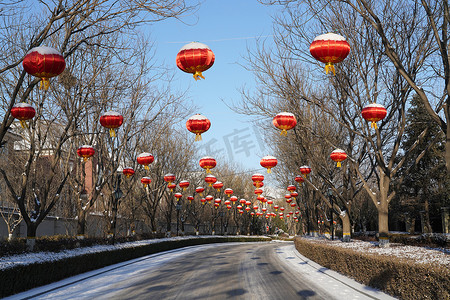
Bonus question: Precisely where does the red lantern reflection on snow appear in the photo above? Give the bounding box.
[22,46,65,90]
[137,153,154,170]
[100,111,123,137]
[77,145,95,162]
[273,112,297,136]
[260,156,277,173]
[362,103,387,129]
[176,42,215,80]
[11,103,36,128]
[330,148,347,167]
[199,156,216,173]
[309,33,350,75]
[186,114,211,141]
[122,167,135,178]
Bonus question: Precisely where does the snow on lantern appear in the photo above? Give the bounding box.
[224,200,231,206]
[174,193,183,201]
[309,33,350,75]
[77,145,95,162]
[362,103,387,129]
[294,175,304,185]
[100,111,123,137]
[176,42,215,80]
[239,210,244,215]
[22,46,65,90]
[273,112,297,136]
[141,177,152,188]
[287,185,296,193]
[137,153,154,170]
[280,207,285,212]
[205,195,214,203]
[267,200,273,206]
[253,205,259,211]
[213,181,224,192]
[214,198,221,205]
[330,148,347,167]
[251,173,264,187]
[199,156,216,173]
[186,114,211,141]
[239,199,246,205]
[300,166,311,177]
[224,188,233,197]
[122,167,135,178]
[164,174,176,184]
[11,103,36,128]
[204,174,217,187]
[260,155,277,173]
[274,205,279,211]
[214,203,220,209]
[179,180,190,190]
[196,186,205,196]
[230,196,238,204]
[237,205,243,210]
[227,205,232,210]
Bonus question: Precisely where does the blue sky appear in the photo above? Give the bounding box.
[148,1,280,172]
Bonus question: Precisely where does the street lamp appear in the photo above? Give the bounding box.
[176,204,182,236]
[327,188,334,241]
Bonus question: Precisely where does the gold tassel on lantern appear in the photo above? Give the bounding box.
[109,128,116,137]
[195,133,202,141]
[325,62,336,75]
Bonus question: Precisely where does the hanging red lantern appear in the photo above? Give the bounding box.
[260,156,277,173]
[245,201,252,206]
[214,203,220,209]
[280,207,285,212]
[11,103,36,128]
[179,180,190,190]
[100,111,123,138]
[295,210,300,215]
[291,191,298,200]
[253,205,259,211]
[122,167,135,178]
[214,198,221,205]
[290,203,297,208]
[300,165,311,177]
[267,200,273,206]
[164,174,176,183]
[239,198,246,205]
[262,207,267,212]
[330,148,347,167]
[362,103,387,129]
[254,188,263,196]
[285,194,292,202]
[261,197,267,204]
[167,183,177,192]
[213,181,224,192]
[245,207,251,212]
[287,185,296,193]
[187,195,194,203]
[239,210,244,215]
[274,205,279,211]
[227,205,232,210]
[251,173,265,187]
[309,33,350,75]
[205,195,214,203]
[237,205,243,210]
[224,188,233,197]
[200,198,207,205]
[253,181,264,188]
[199,156,216,173]
[196,186,205,196]
[141,177,152,188]
[294,175,304,185]
[186,114,211,141]
[176,42,215,80]
[137,153,154,170]
[174,193,183,201]
[273,112,297,136]
[224,200,231,206]
[22,46,65,90]
[204,174,217,187]
[77,145,95,162]
[230,196,238,204]
[257,195,264,202]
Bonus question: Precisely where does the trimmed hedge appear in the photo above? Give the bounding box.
[294,237,450,300]
[1,236,270,298]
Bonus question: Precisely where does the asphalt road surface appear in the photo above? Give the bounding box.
[10,241,395,300]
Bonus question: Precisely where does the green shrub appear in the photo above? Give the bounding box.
[294,237,450,300]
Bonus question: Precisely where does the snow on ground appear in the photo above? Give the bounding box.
[299,236,450,266]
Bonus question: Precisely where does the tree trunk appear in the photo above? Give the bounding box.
[341,212,351,242]
[377,201,389,246]
[77,209,87,237]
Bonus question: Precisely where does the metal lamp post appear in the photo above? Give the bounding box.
[176,204,182,236]
[327,188,334,241]
[111,176,123,244]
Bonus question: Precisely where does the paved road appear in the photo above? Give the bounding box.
[9,241,395,300]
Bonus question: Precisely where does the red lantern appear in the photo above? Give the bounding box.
[257,195,264,202]
[100,111,123,137]
[214,203,220,209]
[205,195,214,203]
[237,205,243,210]
[267,200,273,206]
[261,197,267,204]
[290,203,297,208]
[204,174,217,187]
[200,198,207,205]
[122,167,135,178]
[199,156,216,173]
[239,199,246,205]
[22,46,65,90]
[186,114,211,141]
[230,196,238,204]
[251,173,264,187]
[284,194,292,201]
[253,205,259,211]
[300,166,311,177]
[224,200,231,206]
[362,103,387,129]
[167,183,177,192]
[330,148,347,167]
[141,177,152,188]
[227,205,232,210]
[137,153,154,170]
[291,191,298,200]
[294,175,304,185]
[179,180,190,190]
[164,174,176,183]
[245,201,252,206]
[239,210,244,215]
[188,196,194,202]
[287,185,296,193]
[213,181,224,192]
[254,188,263,196]
[262,207,267,212]
[214,198,221,205]
[11,103,36,128]
[273,112,297,136]
[245,207,251,212]
[280,207,285,212]
[224,188,233,197]
[196,186,205,196]
[176,42,215,80]
[309,33,350,75]
[260,156,277,173]
[274,205,279,211]
[174,193,183,201]
[77,145,95,162]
